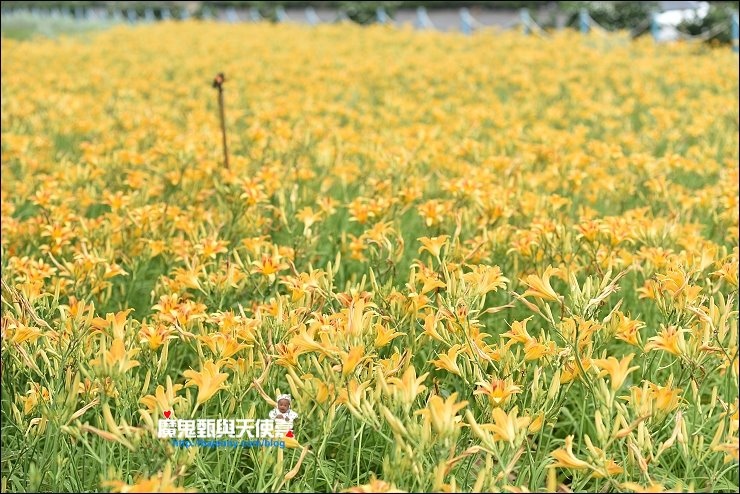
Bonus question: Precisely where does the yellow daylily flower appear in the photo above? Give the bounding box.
[91,337,140,375]
[139,377,186,416]
[431,344,464,376]
[591,354,640,391]
[91,308,134,340]
[613,312,645,347]
[645,325,688,356]
[387,365,428,406]
[341,345,368,377]
[418,235,449,259]
[374,323,405,348]
[415,392,468,437]
[523,339,557,361]
[520,266,563,303]
[183,360,229,406]
[622,378,683,420]
[501,317,535,345]
[420,312,447,343]
[199,332,251,359]
[481,406,531,445]
[550,435,592,470]
[461,264,509,296]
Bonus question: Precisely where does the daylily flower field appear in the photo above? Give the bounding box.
[1,20,738,493]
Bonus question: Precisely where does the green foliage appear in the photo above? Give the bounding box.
[678,3,737,44]
[561,1,658,32]
[338,1,400,25]
[2,1,557,9]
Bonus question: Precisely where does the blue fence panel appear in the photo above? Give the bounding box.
[415,6,433,30]
[276,6,287,22]
[226,7,239,23]
[520,9,531,35]
[650,12,660,40]
[579,8,589,34]
[306,7,320,25]
[376,7,390,24]
[460,8,473,35]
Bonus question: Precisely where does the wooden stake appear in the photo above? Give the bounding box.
[212,72,229,169]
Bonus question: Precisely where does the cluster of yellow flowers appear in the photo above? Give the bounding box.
[1,21,738,493]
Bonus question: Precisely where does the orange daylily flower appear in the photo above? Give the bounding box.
[474,378,521,407]
[340,345,369,377]
[138,322,176,351]
[645,325,687,356]
[199,332,251,359]
[613,312,645,347]
[103,464,192,493]
[524,339,557,361]
[343,476,405,493]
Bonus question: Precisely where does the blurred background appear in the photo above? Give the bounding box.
[1,1,739,47]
